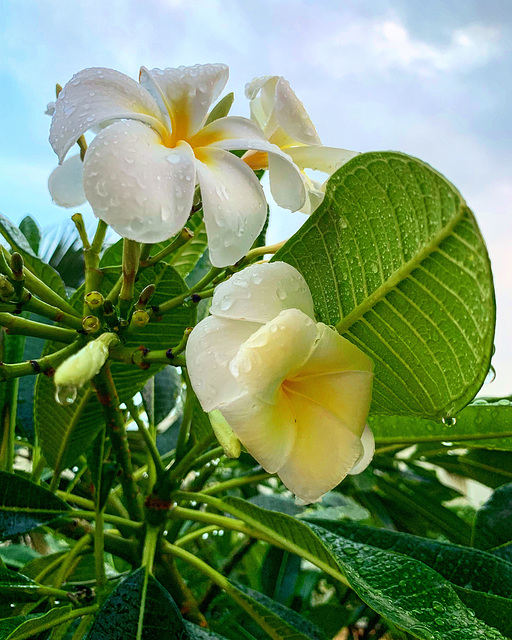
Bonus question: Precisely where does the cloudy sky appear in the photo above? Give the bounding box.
[1,0,511,395]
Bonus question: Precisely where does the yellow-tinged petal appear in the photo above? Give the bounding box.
[48,155,86,208]
[273,77,321,146]
[278,391,363,503]
[285,370,373,437]
[349,425,375,475]
[220,388,296,473]
[230,309,317,404]
[286,145,359,174]
[186,315,261,412]
[140,64,229,141]
[83,121,196,243]
[210,261,315,324]
[295,323,373,377]
[50,67,167,163]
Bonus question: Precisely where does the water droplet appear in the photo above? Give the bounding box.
[485,365,496,384]
[167,154,181,164]
[55,385,78,406]
[343,546,358,556]
[441,416,457,427]
[432,601,444,612]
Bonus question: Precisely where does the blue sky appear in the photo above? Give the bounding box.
[1,0,511,394]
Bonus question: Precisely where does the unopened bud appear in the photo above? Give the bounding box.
[10,253,24,280]
[136,285,156,309]
[54,333,120,405]
[208,410,241,459]
[130,309,150,328]
[82,315,101,334]
[0,275,15,302]
[85,291,104,309]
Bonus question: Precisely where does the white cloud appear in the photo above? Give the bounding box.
[310,17,502,78]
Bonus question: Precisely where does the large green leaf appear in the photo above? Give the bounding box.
[370,399,512,449]
[473,483,512,551]
[0,471,69,540]
[0,605,72,640]
[0,569,41,603]
[85,568,188,640]
[18,216,41,255]
[275,152,495,420]
[170,213,208,280]
[35,263,195,475]
[217,497,505,639]
[0,212,67,299]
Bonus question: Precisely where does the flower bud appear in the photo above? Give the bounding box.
[130,310,150,328]
[54,333,120,405]
[10,253,24,280]
[208,410,241,459]
[0,275,15,302]
[136,285,156,310]
[82,315,101,334]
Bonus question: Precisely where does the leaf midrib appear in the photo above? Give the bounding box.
[335,202,467,334]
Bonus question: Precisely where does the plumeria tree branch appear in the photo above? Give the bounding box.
[0,312,77,343]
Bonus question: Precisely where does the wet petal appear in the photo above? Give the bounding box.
[210,261,315,323]
[349,425,375,475]
[140,64,229,140]
[213,137,306,211]
[220,388,296,473]
[194,147,267,267]
[186,315,261,412]
[188,116,266,148]
[230,309,317,404]
[83,120,196,243]
[50,67,166,163]
[285,370,373,436]
[286,145,359,174]
[278,391,363,503]
[48,154,86,208]
[273,77,321,146]
[297,323,373,376]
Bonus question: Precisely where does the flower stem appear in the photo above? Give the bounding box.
[140,228,194,269]
[126,397,165,479]
[156,267,222,315]
[0,312,77,343]
[202,471,272,495]
[166,432,216,483]
[109,345,186,368]
[119,239,140,319]
[93,364,144,522]
[0,338,85,382]
[174,525,219,547]
[70,510,143,531]
[83,220,108,309]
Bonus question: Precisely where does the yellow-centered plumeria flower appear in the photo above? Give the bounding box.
[244,76,359,214]
[48,64,306,267]
[186,261,374,503]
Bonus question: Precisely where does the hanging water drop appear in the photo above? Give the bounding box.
[55,385,78,406]
[485,365,496,384]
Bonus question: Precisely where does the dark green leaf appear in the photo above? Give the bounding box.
[19,216,41,255]
[473,483,512,551]
[0,569,42,603]
[85,568,187,640]
[0,545,40,569]
[0,605,72,640]
[275,152,495,420]
[0,471,69,540]
[171,213,208,282]
[183,622,230,639]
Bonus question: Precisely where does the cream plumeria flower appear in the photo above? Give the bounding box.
[244,76,359,214]
[48,64,306,267]
[186,261,374,503]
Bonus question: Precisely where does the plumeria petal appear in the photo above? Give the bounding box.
[278,391,364,503]
[230,309,317,404]
[194,147,267,267]
[286,145,358,174]
[220,388,296,473]
[48,154,86,208]
[83,120,196,243]
[140,64,229,141]
[295,323,373,376]
[186,315,261,412]
[50,67,167,163]
[285,370,373,436]
[214,138,306,211]
[210,261,315,323]
[349,425,375,475]
[273,77,321,146]
[188,116,266,148]
[245,76,277,127]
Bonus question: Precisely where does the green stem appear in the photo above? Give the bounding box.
[57,492,95,510]
[156,267,222,314]
[202,472,272,495]
[109,345,186,368]
[192,447,224,470]
[0,339,85,382]
[83,220,108,311]
[54,533,92,588]
[0,313,77,343]
[70,614,94,640]
[166,432,216,483]
[140,228,193,269]
[175,525,219,547]
[175,370,194,461]
[93,429,107,593]
[93,365,144,522]
[0,377,18,471]
[70,510,143,531]
[142,525,160,574]
[119,239,140,319]
[126,398,165,479]
[3,293,83,330]
[243,240,286,263]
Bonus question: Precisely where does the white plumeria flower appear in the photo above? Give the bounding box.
[186,261,374,503]
[244,76,359,214]
[48,64,306,267]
